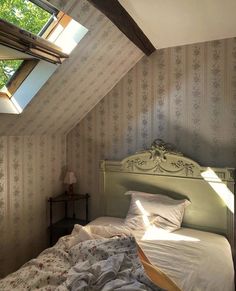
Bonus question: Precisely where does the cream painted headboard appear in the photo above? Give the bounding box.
[99,140,235,250]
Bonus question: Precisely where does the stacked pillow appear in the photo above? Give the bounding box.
[124,191,191,232]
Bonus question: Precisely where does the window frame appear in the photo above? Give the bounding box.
[30,0,59,16]
[6,59,39,98]
[0,0,71,99]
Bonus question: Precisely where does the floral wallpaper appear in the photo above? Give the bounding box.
[0,0,143,135]
[0,0,235,279]
[0,0,143,277]
[0,135,66,277]
[67,37,236,219]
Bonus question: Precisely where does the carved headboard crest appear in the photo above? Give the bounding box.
[123,139,200,177]
[149,139,182,159]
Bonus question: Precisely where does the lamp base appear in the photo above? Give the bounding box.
[67,184,74,196]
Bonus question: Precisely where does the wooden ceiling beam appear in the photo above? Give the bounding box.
[87,0,156,56]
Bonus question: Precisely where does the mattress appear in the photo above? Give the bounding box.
[88,216,234,291]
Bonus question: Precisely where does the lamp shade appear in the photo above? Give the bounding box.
[64,171,77,185]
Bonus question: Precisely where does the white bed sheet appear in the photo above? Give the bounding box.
[88,217,234,291]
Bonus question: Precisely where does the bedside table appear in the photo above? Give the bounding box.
[48,193,90,246]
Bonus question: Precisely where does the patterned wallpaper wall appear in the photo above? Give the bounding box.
[0,135,66,277]
[0,0,143,277]
[67,37,236,219]
[0,0,143,135]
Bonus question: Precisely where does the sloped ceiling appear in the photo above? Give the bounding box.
[0,0,143,135]
[119,0,236,48]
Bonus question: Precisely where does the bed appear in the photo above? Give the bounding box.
[89,217,234,291]
[97,139,235,290]
[0,140,234,290]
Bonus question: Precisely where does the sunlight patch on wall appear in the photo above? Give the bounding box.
[201,167,234,213]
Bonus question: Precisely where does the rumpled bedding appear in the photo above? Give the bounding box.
[89,217,235,291]
[57,236,162,291]
[0,225,165,291]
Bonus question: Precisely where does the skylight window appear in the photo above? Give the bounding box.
[0,0,56,91]
[0,0,88,114]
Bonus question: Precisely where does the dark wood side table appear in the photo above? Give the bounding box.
[48,193,90,246]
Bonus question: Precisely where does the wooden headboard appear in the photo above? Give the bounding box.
[99,140,235,250]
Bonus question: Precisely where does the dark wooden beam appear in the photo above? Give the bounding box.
[87,0,156,56]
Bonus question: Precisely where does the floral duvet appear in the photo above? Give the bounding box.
[0,225,164,291]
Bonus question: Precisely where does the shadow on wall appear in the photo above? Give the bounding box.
[66,112,236,220]
[156,121,236,169]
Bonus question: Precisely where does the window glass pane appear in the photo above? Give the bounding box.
[0,0,52,91]
[0,60,23,90]
[0,0,52,35]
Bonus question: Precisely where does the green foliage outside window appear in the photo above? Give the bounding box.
[0,60,23,89]
[0,0,52,90]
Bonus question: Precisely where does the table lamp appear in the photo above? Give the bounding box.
[64,171,77,195]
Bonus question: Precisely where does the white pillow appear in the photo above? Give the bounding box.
[124,191,191,232]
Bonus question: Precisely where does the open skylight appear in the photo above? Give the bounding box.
[0,0,88,114]
[0,0,55,91]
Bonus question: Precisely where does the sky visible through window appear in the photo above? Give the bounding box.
[0,0,53,90]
